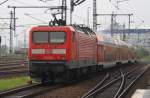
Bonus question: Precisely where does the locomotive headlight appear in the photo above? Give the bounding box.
[32,49,45,54]
[52,49,66,54]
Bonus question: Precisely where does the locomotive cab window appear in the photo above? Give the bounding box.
[50,32,66,43]
[32,32,48,43]
[32,31,66,43]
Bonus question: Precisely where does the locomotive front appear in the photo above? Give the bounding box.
[28,26,72,83]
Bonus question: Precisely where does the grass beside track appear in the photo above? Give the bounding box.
[0,76,30,92]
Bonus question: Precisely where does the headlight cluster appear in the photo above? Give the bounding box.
[32,49,66,54]
[32,49,45,54]
[52,49,66,54]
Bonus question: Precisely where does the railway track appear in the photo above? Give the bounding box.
[0,58,28,78]
[0,69,28,78]
[0,62,28,78]
[33,63,140,98]
[0,63,147,98]
[0,56,27,65]
[81,65,149,98]
[0,61,28,66]
[0,69,28,74]
[0,56,26,60]
[0,83,68,98]
[0,65,27,71]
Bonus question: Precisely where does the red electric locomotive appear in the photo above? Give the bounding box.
[28,25,137,83]
[28,25,98,83]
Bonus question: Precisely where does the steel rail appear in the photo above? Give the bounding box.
[117,66,149,98]
[1,83,68,98]
[81,73,110,98]
[0,69,28,74]
[113,69,125,98]
[81,66,140,98]
[0,61,28,65]
[0,84,41,97]
[19,84,67,98]
[0,65,27,71]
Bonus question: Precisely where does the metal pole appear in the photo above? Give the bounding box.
[4,36,7,56]
[61,0,64,20]
[5,36,6,47]
[128,15,130,30]
[24,32,26,48]
[16,35,18,48]
[0,43,2,56]
[9,11,13,54]
[93,0,97,31]
[70,0,72,24]
[128,14,131,35]
[87,7,90,27]
[13,7,16,31]
[65,0,67,23]
[62,0,67,21]
[0,36,1,57]
[123,23,126,41]
[97,13,133,37]
[70,0,75,24]
[70,11,72,24]
[111,13,114,37]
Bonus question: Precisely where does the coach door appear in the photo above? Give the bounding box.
[98,45,105,64]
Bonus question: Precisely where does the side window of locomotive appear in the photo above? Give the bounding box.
[49,32,66,43]
[32,32,48,43]
[72,32,75,42]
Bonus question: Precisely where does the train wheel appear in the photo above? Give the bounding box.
[41,78,47,84]
[128,60,131,64]
[41,72,55,84]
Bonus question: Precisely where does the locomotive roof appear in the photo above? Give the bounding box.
[31,25,96,35]
[71,24,96,35]
[30,25,75,31]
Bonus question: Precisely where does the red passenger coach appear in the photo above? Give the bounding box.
[96,35,137,69]
[28,25,97,83]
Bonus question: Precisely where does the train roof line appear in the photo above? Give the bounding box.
[71,24,96,35]
[96,34,135,47]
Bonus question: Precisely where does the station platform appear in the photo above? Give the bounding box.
[131,89,150,98]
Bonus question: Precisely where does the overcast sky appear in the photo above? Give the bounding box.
[0,0,150,46]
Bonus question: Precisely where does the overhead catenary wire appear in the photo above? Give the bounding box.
[116,2,145,28]
[39,0,54,2]
[0,0,9,6]
[11,0,33,6]
[74,0,86,6]
[38,0,61,7]
[108,0,145,28]
[24,13,48,24]
[74,0,80,3]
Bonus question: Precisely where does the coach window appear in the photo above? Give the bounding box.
[32,32,48,43]
[72,31,75,41]
[50,32,66,43]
